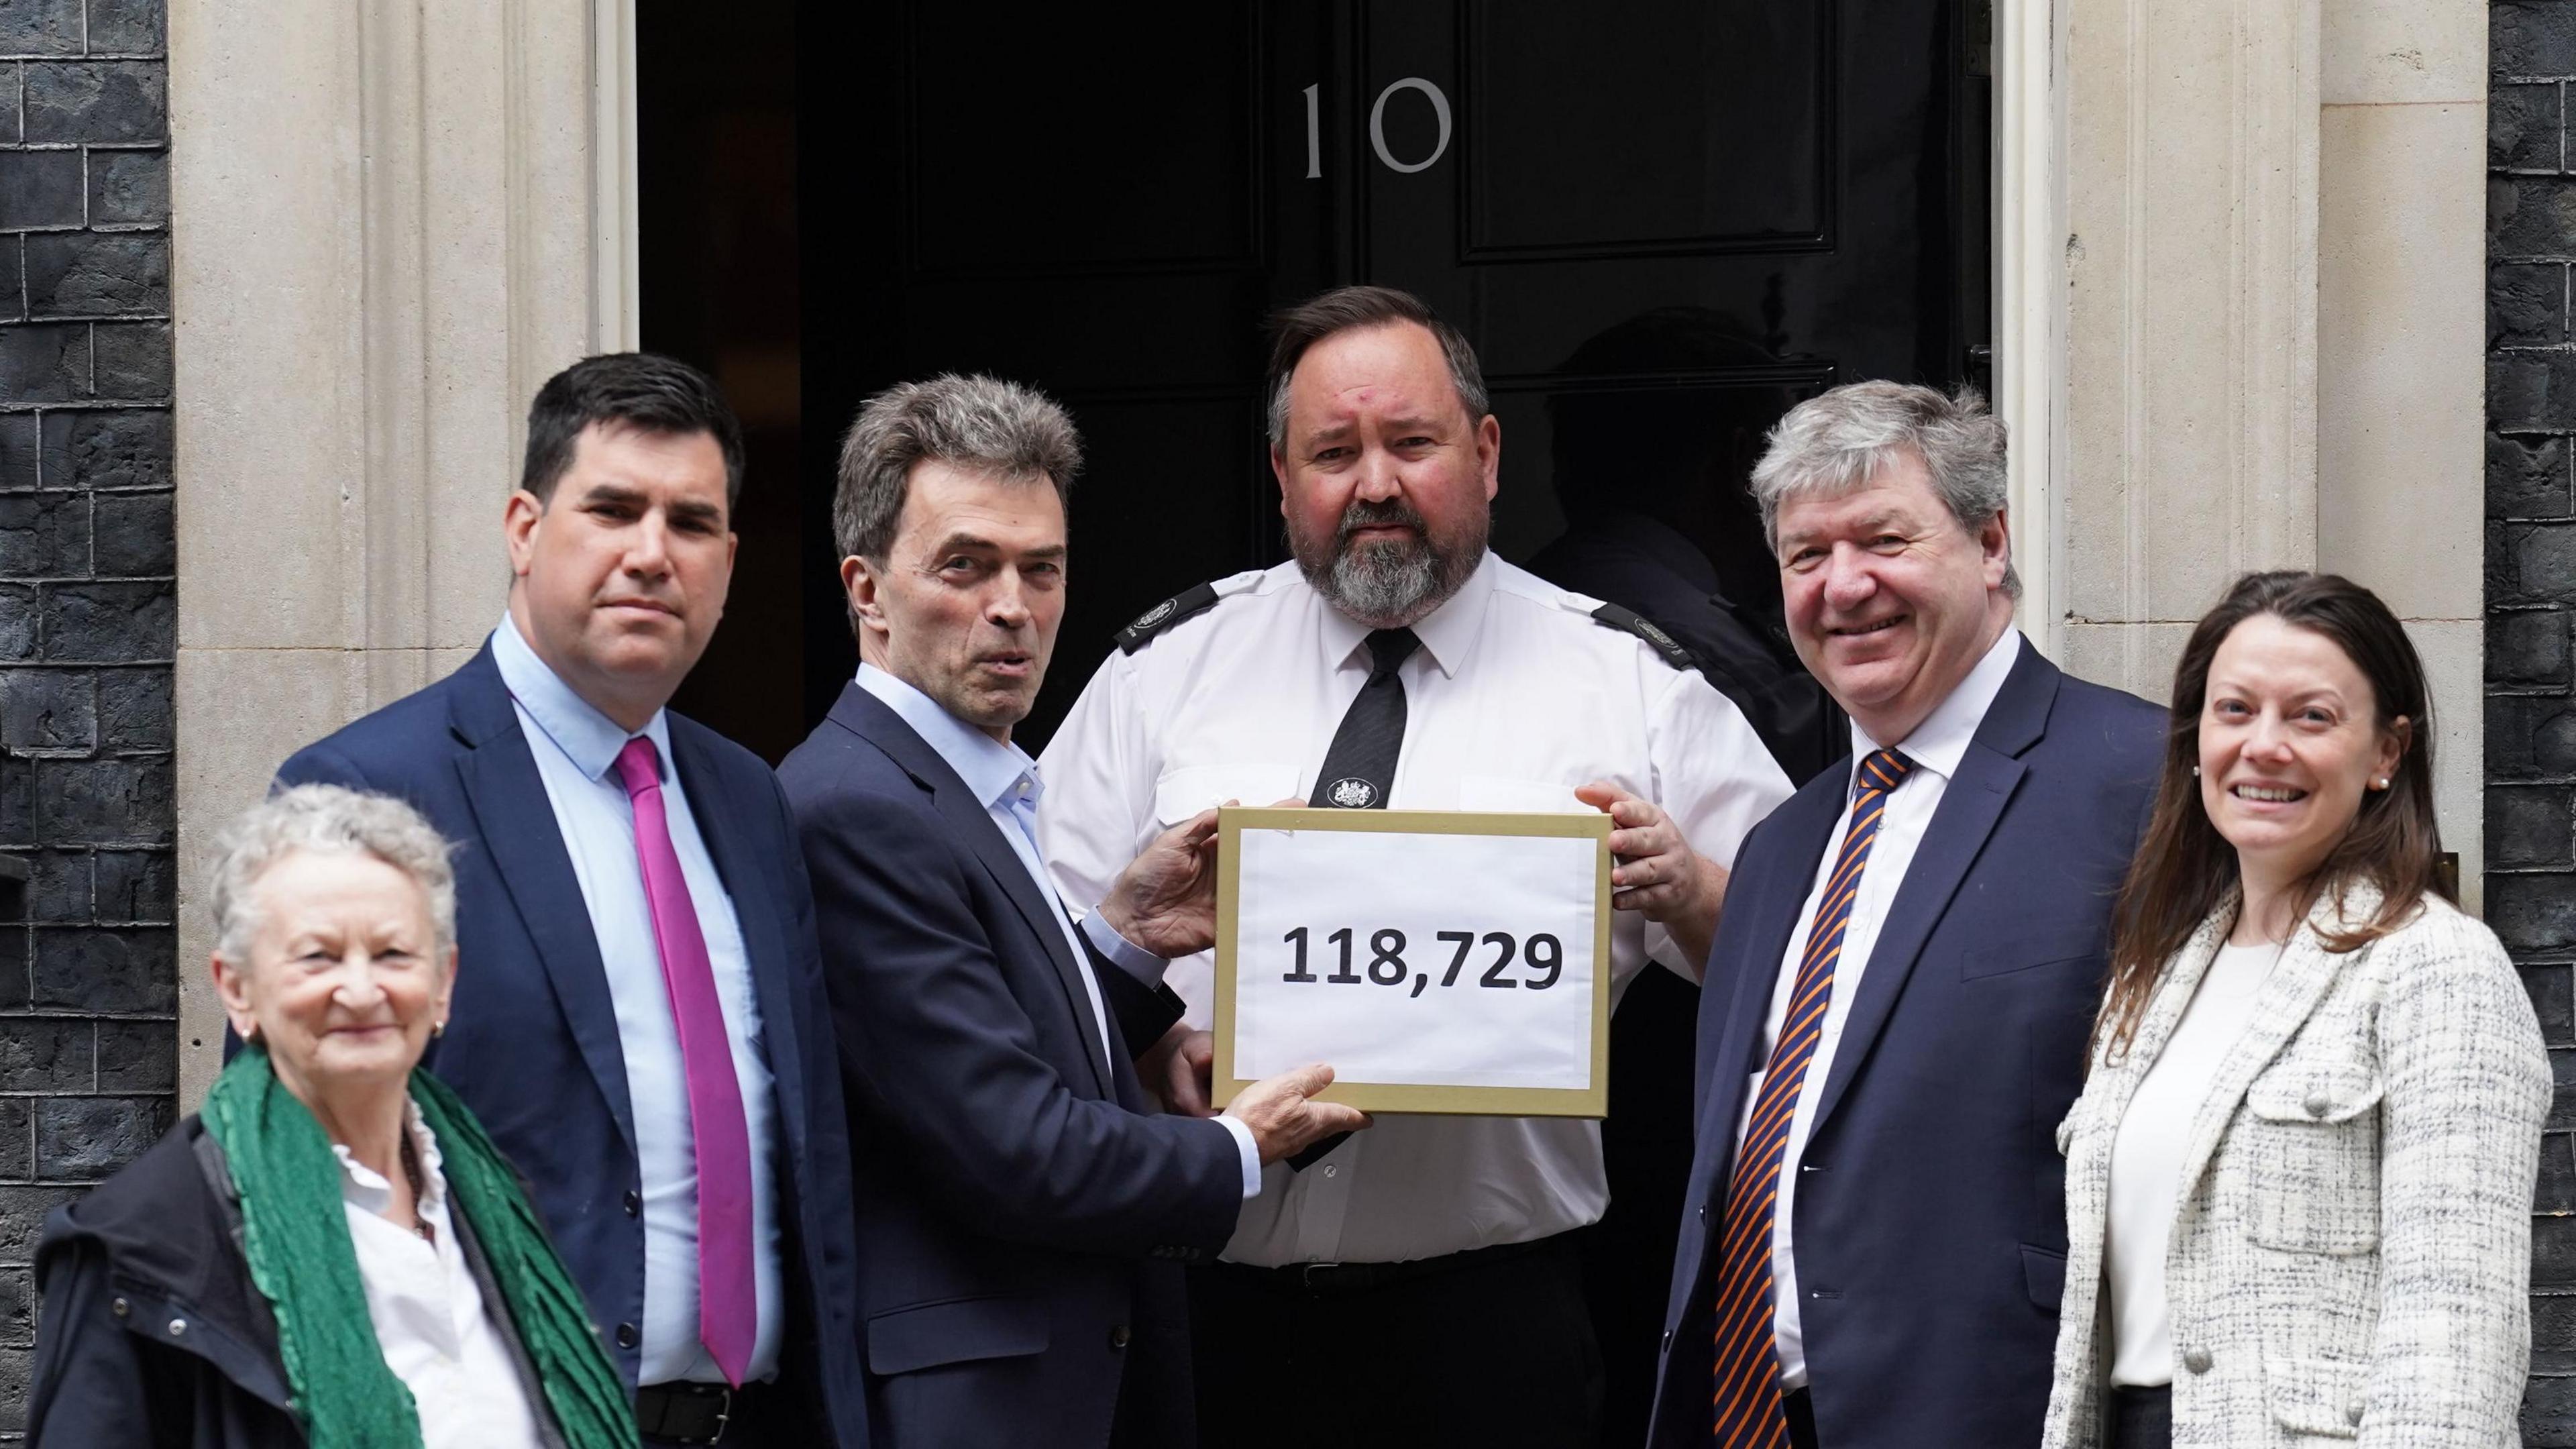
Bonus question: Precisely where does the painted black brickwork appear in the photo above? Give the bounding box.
[0,0,173,1436]
[2498,4,2576,1443]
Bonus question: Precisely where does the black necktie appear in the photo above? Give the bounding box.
[1312,629,1419,812]
[1284,628,1420,1173]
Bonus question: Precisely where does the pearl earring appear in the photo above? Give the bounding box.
[2373,777,2390,790]
[2190,765,2200,777]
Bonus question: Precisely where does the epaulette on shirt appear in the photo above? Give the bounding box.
[1587,602,1699,674]
[1114,573,1260,653]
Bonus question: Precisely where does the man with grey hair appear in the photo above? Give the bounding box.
[1036,286,1792,1444]
[778,374,1368,1449]
[1644,381,2163,1449]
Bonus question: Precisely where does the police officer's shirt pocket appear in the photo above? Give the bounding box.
[1154,763,1297,826]
[1458,775,1587,814]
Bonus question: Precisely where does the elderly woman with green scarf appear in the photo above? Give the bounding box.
[25,786,633,1449]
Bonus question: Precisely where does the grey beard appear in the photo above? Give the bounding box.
[1297,526,1485,629]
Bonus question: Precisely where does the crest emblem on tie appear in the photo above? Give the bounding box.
[1327,777,1376,808]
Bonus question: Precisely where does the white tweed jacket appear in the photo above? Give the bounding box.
[2042,884,2547,1448]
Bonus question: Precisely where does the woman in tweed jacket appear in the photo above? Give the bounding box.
[2043,572,2547,1449]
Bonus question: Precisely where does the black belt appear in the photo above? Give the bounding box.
[637,1380,754,1445]
[1212,1230,1567,1299]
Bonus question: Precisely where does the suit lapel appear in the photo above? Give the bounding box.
[2062,908,2233,1254]
[669,721,808,1163]
[1690,775,1847,1198]
[2165,885,2375,1212]
[1807,644,2053,1138]
[2076,908,2233,1145]
[446,649,637,1155]
[830,686,1118,1097]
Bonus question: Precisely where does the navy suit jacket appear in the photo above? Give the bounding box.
[1645,641,2163,1448]
[776,684,1242,1449]
[274,645,867,1446]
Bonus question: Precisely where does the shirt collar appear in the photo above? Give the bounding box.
[332,1095,448,1218]
[1316,549,1497,680]
[491,612,674,786]
[1848,627,2023,786]
[855,663,1039,813]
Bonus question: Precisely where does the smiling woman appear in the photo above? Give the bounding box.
[2039,572,2548,1449]
[25,787,634,1449]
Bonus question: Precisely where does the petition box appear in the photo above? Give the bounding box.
[1213,806,1612,1117]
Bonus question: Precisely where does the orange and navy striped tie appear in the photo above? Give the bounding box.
[1711,747,1915,1446]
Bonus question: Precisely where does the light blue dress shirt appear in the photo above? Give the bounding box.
[854,665,1260,1196]
[492,615,786,1385]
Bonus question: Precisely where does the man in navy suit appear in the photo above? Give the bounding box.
[1645,383,2163,1448]
[778,374,1367,1448]
[276,354,864,1447]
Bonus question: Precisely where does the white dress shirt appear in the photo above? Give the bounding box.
[853,663,1263,1197]
[1739,626,2021,1388]
[2105,936,2280,1387]
[337,1099,545,1449]
[491,614,785,1385]
[1038,554,1792,1266]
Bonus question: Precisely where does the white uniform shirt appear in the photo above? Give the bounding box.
[2105,936,2281,1386]
[492,614,786,1385]
[1038,553,1791,1266]
[1739,626,2020,1388]
[337,1099,546,1449]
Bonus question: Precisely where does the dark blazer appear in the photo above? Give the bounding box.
[272,645,866,1446]
[777,682,1242,1449]
[28,1119,574,1449]
[1645,640,2163,1449]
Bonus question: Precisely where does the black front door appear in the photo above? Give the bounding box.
[799,1,1984,746]
[790,6,1984,1440]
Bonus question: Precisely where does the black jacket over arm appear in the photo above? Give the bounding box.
[27,1119,573,1449]
[777,682,1242,1449]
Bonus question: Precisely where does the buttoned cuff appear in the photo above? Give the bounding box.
[1079,909,1167,986]
[1212,1114,1263,1198]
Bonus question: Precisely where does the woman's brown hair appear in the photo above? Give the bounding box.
[2096,571,2446,1060]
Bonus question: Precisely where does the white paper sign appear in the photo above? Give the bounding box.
[1217,808,1611,1115]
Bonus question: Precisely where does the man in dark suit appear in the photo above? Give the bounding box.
[276,354,864,1446]
[779,374,1366,1449]
[1644,382,2164,1448]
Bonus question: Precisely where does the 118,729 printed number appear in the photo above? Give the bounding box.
[1281,927,1564,998]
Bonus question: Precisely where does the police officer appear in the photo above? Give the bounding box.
[1036,285,1792,1446]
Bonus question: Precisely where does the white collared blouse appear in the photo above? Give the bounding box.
[335,1097,547,1449]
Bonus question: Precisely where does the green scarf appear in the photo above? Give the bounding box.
[199,1044,635,1449]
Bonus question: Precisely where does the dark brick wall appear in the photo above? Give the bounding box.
[2498,5,2576,1444]
[0,0,173,1438]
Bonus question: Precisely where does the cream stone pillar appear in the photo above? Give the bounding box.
[2315,0,2488,907]
[2058,0,2322,694]
[170,0,641,1104]
[2017,0,2488,908]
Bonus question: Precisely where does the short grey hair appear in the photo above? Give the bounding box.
[1748,381,2020,598]
[832,374,1083,564]
[210,785,459,967]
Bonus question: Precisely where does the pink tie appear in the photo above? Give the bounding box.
[614,736,756,1387]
